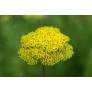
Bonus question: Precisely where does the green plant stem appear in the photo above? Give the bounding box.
[42,65,46,77]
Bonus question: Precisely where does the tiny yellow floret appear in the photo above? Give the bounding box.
[18,26,74,65]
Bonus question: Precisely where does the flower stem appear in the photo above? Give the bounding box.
[42,65,46,77]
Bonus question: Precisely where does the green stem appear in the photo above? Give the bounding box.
[42,65,46,77]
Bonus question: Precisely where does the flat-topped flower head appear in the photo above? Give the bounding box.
[18,26,74,65]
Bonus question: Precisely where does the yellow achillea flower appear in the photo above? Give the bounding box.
[18,26,74,65]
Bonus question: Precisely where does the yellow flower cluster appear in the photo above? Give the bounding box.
[18,26,74,65]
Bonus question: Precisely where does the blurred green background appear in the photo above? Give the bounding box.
[0,15,92,77]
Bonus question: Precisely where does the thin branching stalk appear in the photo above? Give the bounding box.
[42,65,46,77]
